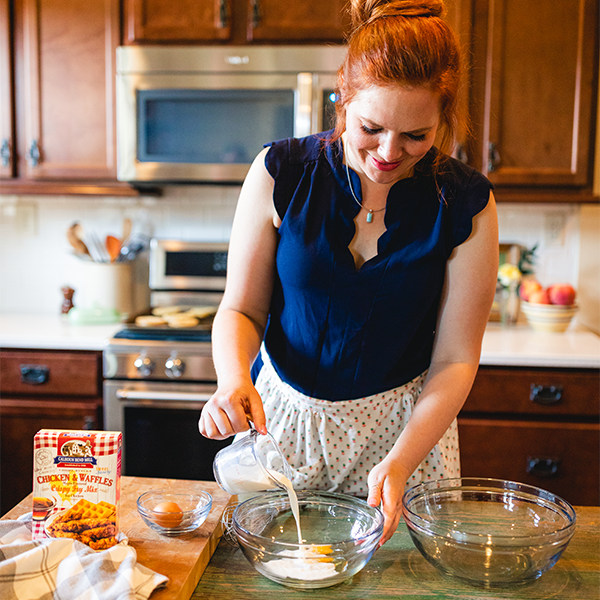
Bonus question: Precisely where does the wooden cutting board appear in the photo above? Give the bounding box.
[2,476,233,600]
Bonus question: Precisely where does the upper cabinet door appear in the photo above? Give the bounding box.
[0,0,13,179]
[16,0,119,180]
[247,0,348,42]
[124,0,232,43]
[470,0,598,188]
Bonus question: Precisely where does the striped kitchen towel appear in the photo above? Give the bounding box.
[0,514,167,600]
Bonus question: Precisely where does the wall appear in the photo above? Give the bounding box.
[0,187,594,329]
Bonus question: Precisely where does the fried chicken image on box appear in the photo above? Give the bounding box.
[47,499,118,550]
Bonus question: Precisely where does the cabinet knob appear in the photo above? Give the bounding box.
[218,0,229,28]
[251,0,261,28]
[530,384,563,405]
[20,364,50,385]
[26,139,41,167]
[488,142,501,172]
[0,138,11,167]
[526,457,560,478]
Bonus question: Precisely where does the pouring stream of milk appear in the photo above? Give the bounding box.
[263,469,338,581]
[267,468,302,544]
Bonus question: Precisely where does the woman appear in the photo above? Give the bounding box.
[199,0,498,545]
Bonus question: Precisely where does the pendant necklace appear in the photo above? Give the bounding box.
[344,153,386,224]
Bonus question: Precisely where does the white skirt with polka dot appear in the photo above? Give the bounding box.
[255,346,461,497]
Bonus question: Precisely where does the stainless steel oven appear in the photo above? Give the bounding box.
[103,240,232,480]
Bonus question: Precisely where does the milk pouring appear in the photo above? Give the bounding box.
[215,429,339,581]
[213,427,294,495]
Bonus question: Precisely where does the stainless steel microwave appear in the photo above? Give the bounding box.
[116,45,346,184]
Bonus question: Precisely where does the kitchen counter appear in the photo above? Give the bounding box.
[1,313,599,368]
[193,506,600,600]
[3,480,599,600]
[0,314,122,350]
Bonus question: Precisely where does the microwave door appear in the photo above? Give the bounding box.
[117,73,304,183]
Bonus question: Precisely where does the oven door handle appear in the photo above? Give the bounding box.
[115,389,214,402]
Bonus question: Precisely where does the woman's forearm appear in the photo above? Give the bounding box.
[211,307,265,386]
[384,360,479,477]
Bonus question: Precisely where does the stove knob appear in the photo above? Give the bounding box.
[165,356,186,379]
[134,355,155,377]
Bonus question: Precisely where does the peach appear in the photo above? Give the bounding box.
[519,279,543,301]
[548,283,576,306]
[528,289,551,304]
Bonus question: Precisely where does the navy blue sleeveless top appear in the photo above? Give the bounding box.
[254,132,492,401]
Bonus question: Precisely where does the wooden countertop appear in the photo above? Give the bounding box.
[3,480,598,600]
[191,506,600,600]
[1,476,233,600]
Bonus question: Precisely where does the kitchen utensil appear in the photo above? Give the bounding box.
[228,490,383,589]
[137,490,212,536]
[122,217,132,244]
[66,224,89,256]
[402,477,576,588]
[117,233,150,262]
[106,235,121,262]
[213,427,293,495]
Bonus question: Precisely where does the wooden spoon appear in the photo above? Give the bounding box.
[122,218,132,245]
[106,235,121,262]
[67,223,89,256]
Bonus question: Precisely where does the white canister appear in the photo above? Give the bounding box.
[73,262,133,318]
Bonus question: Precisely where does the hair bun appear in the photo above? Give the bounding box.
[349,0,446,30]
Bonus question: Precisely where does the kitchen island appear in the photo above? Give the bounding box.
[2,478,599,600]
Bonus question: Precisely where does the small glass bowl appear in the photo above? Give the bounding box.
[402,477,576,588]
[230,490,383,589]
[137,490,212,536]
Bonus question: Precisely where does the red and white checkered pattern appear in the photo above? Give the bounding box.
[34,430,121,455]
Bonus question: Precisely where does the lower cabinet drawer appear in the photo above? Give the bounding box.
[458,418,600,506]
[0,350,100,397]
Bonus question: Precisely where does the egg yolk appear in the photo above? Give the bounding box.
[153,501,184,528]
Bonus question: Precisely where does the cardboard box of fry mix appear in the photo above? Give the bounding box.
[32,429,122,550]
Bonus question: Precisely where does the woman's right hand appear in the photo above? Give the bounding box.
[198,379,267,440]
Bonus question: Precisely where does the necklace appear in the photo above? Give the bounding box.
[344,160,386,224]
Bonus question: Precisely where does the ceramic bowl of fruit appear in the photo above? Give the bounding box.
[520,281,578,333]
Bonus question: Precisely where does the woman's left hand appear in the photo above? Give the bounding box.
[366,459,410,546]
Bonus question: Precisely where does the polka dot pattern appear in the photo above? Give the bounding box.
[254,347,460,497]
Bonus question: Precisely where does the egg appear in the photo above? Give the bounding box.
[153,501,184,528]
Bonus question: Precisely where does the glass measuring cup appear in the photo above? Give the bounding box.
[213,426,293,495]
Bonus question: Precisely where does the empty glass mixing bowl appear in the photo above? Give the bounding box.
[230,490,384,589]
[402,477,576,588]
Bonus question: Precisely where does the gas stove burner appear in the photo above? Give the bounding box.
[114,326,212,343]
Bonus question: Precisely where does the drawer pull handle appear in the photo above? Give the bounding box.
[530,384,563,405]
[20,364,50,385]
[526,457,559,478]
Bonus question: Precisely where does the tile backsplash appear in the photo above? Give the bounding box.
[0,187,596,332]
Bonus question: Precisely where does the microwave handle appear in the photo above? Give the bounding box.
[295,73,313,138]
[116,389,214,402]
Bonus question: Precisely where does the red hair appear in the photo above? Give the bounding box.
[331,0,464,157]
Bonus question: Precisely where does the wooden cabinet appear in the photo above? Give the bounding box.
[1,0,148,195]
[0,349,103,514]
[467,0,598,192]
[0,0,13,179]
[123,0,349,44]
[12,0,120,181]
[458,366,600,506]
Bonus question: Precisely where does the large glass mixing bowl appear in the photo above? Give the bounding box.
[402,477,576,588]
[231,491,384,589]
